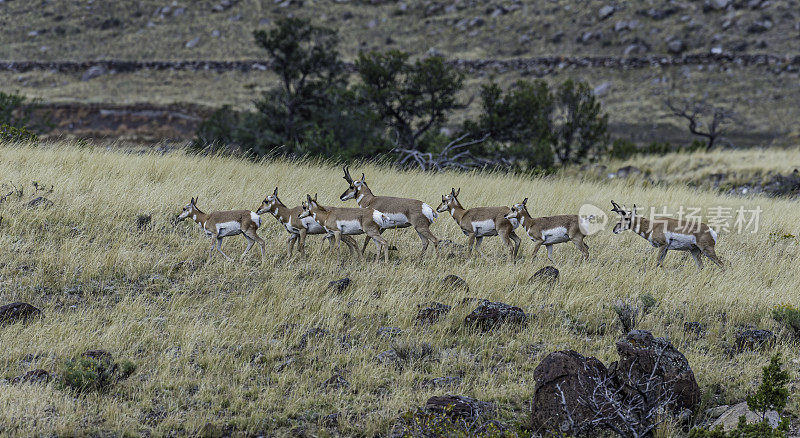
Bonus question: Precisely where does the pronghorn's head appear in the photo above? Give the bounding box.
[504,197,528,221]
[177,197,199,221]
[257,187,281,215]
[436,188,461,213]
[611,200,637,234]
[340,165,367,201]
[299,194,323,220]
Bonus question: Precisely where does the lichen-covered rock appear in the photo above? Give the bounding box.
[464,300,528,331]
[0,302,42,324]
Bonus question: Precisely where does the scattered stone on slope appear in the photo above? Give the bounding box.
[598,5,616,20]
[296,327,328,350]
[612,165,642,178]
[422,376,462,388]
[711,401,780,430]
[377,326,402,339]
[425,395,497,419]
[416,302,451,324]
[441,274,468,292]
[667,38,687,54]
[683,321,707,338]
[185,36,201,48]
[10,369,50,385]
[464,300,528,331]
[611,330,701,412]
[328,277,351,293]
[734,327,775,352]
[81,65,107,81]
[530,350,610,435]
[322,374,350,390]
[0,302,42,324]
[26,196,53,209]
[376,349,401,367]
[529,266,559,282]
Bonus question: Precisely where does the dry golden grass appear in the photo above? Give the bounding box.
[0,142,798,436]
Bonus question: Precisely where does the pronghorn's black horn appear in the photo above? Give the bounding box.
[522,197,528,206]
[273,187,278,196]
[342,165,353,183]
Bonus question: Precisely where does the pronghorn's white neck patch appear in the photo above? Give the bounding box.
[356,194,364,205]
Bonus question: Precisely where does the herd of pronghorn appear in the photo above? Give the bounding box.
[177,166,725,269]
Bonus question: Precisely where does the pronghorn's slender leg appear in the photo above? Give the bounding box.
[545,244,554,263]
[298,229,308,257]
[474,236,486,259]
[251,231,265,258]
[690,247,704,269]
[414,222,438,257]
[571,235,589,261]
[333,231,343,261]
[361,235,371,256]
[416,231,429,255]
[656,244,669,267]
[529,240,543,259]
[367,231,389,263]
[215,237,231,260]
[509,231,521,259]
[466,233,476,256]
[499,229,515,262]
[241,234,255,259]
[342,235,359,259]
[287,234,297,257]
[700,245,724,268]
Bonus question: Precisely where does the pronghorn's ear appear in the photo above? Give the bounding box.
[306,194,312,203]
[192,197,197,206]
[522,197,528,206]
[632,204,637,215]
[313,193,318,202]
[455,188,460,197]
[360,173,365,182]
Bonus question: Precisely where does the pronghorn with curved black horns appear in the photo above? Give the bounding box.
[610,200,723,269]
[299,194,392,262]
[436,188,521,261]
[256,187,349,257]
[504,198,591,262]
[177,197,265,261]
[340,166,439,257]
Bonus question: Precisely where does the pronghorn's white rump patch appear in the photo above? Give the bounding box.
[250,211,261,227]
[540,226,569,244]
[421,203,437,224]
[336,219,363,234]
[708,228,718,243]
[664,231,697,250]
[472,219,497,237]
[216,221,242,237]
[301,216,326,234]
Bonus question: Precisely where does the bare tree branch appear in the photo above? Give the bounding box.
[665,97,736,151]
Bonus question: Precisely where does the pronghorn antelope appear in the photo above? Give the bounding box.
[610,201,723,269]
[177,197,265,260]
[256,187,351,257]
[340,166,439,257]
[299,194,392,262]
[436,188,521,261]
[504,198,590,262]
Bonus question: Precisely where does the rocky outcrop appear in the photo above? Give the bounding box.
[0,302,42,324]
[464,300,528,331]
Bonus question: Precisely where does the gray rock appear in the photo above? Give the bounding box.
[614,20,629,32]
[709,0,730,10]
[322,374,350,390]
[0,302,42,324]
[416,302,451,324]
[735,328,775,351]
[377,326,402,339]
[185,36,201,48]
[530,266,559,282]
[667,39,687,54]
[598,5,615,20]
[441,274,468,292]
[10,369,50,385]
[593,82,612,97]
[748,19,772,33]
[425,395,497,419]
[711,402,780,430]
[422,376,462,388]
[81,65,107,81]
[376,349,401,366]
[328,278,351,292]
[464,300,528,331]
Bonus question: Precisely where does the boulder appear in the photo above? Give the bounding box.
[464,300,528,331]
[376,349,401,367]
[614,165,642,178]
[441,274,468,292]
[425,395,497,419]
[598,5,615,20]
[328,277,351,292]
[735,328,775,352]
[377,326,402,339]
[0,302,42,324]
[530,266,559,282]
[81,65,107,81]
[530,350,610,435]
[611,330,700,412]
[416,302,451,324]
[10,369,50,385]
[667,39,687,54]
[710,401,780,430]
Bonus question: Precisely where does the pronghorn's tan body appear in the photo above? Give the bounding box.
[505,198,590,263]
[611,201,723,269]
[340,166,439,256]
[436,188,521,261]
[177,197,265,260]
[300,195,391,262]
[256,188,349,257]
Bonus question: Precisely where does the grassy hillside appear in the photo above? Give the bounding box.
[2,0,798,61]
[1,142,799,436]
